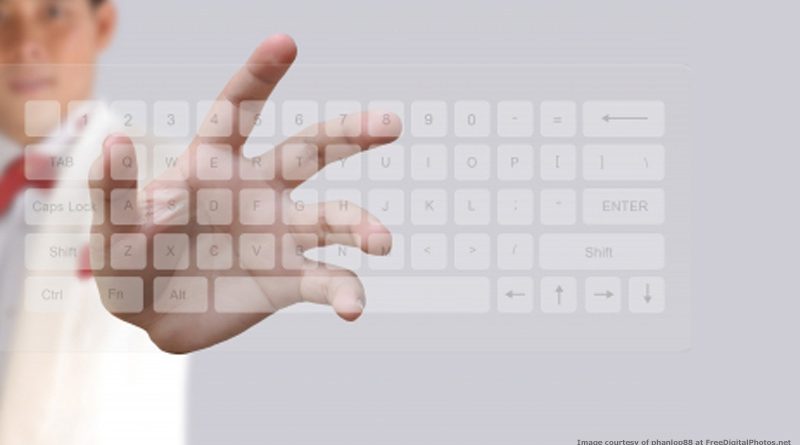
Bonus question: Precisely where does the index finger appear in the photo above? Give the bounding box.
[192,34,298,150]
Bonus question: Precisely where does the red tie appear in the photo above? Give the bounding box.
[0,155,55,216]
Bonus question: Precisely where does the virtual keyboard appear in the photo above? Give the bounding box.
[20,64,691,352]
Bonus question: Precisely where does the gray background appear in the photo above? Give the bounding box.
[102,1,799,443]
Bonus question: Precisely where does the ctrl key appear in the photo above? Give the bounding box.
[24,277,75,312]
[95,277,144,314]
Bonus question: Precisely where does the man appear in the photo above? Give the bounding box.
[0,1,187,443]
[0,0,400,442]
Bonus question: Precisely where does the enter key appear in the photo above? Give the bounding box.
[583,188,665,225]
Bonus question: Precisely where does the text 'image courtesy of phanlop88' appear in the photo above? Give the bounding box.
[20,63,691,353]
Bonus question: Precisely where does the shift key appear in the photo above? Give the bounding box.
[539,233,664,270]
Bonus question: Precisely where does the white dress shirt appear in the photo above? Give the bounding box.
[0,135,27,377]
[0,105,188,445]
[0,113,88,377]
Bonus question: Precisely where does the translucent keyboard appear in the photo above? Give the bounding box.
[20,64,691,352]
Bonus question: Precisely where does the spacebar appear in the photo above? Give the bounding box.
[361,276,491,314]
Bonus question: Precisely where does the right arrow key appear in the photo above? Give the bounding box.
[585,276,622,313]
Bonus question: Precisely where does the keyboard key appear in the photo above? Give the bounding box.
[196,233,234,270]
[454,100,490,137]
[454,189,490,226]
[324,101,362,136]
[110,233,147,270]
[540,189,576,225]
[411,144,447,181]
[110,100,148,137]
[282,234,317,270]
[540,144,576,181]
[582,188,665,225]
[324,187,363,205]
[154,277,208,313]
[24,277,74,312]
[196,100,234,137]
[360,276,490,314]
[324,189,362,225]
[110,142,147,181]
[367,101,405,137]
[540,276,577,313]
[582,144,665,181]
[582,101,665,138]
[195,144,233,181]
[316,242,362,272]
[539,233,665,271]
[324,144,362,181]
[197,189,234,225]
[239,100,276,138]
[280,143,318,181]
[411,101,447,137]
[24,146,90,181]
[24,188,103,226]
[281,100,319,137]
[411,233,447,270]
[152,188,190,225]
[367,233,405,270]
[68,101,102,130]
[25,233,103,271]
[240,146,276,180]
[239,234,277,271]
[153,101,190,138]
[25,100,60,137]
[496,233,534,271]
[496,101,534,138]
[411,189,447,226]
[367,189,405,226]
[239,189,277,225]
[585,276,622,313]
[454,144,490,181]
[628,276,665,313]
[367,144,405,181]
[497,144,534,181]
[497,277,534,313]
[285,189,319,225]
[153,233,190,271]
[95,277,144,314]
[152,144,187,180]
[497,189,534,226]
[540,101,577,138]
[214,277,288,313]
[453,233,491,271]
[110,188,142,225]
